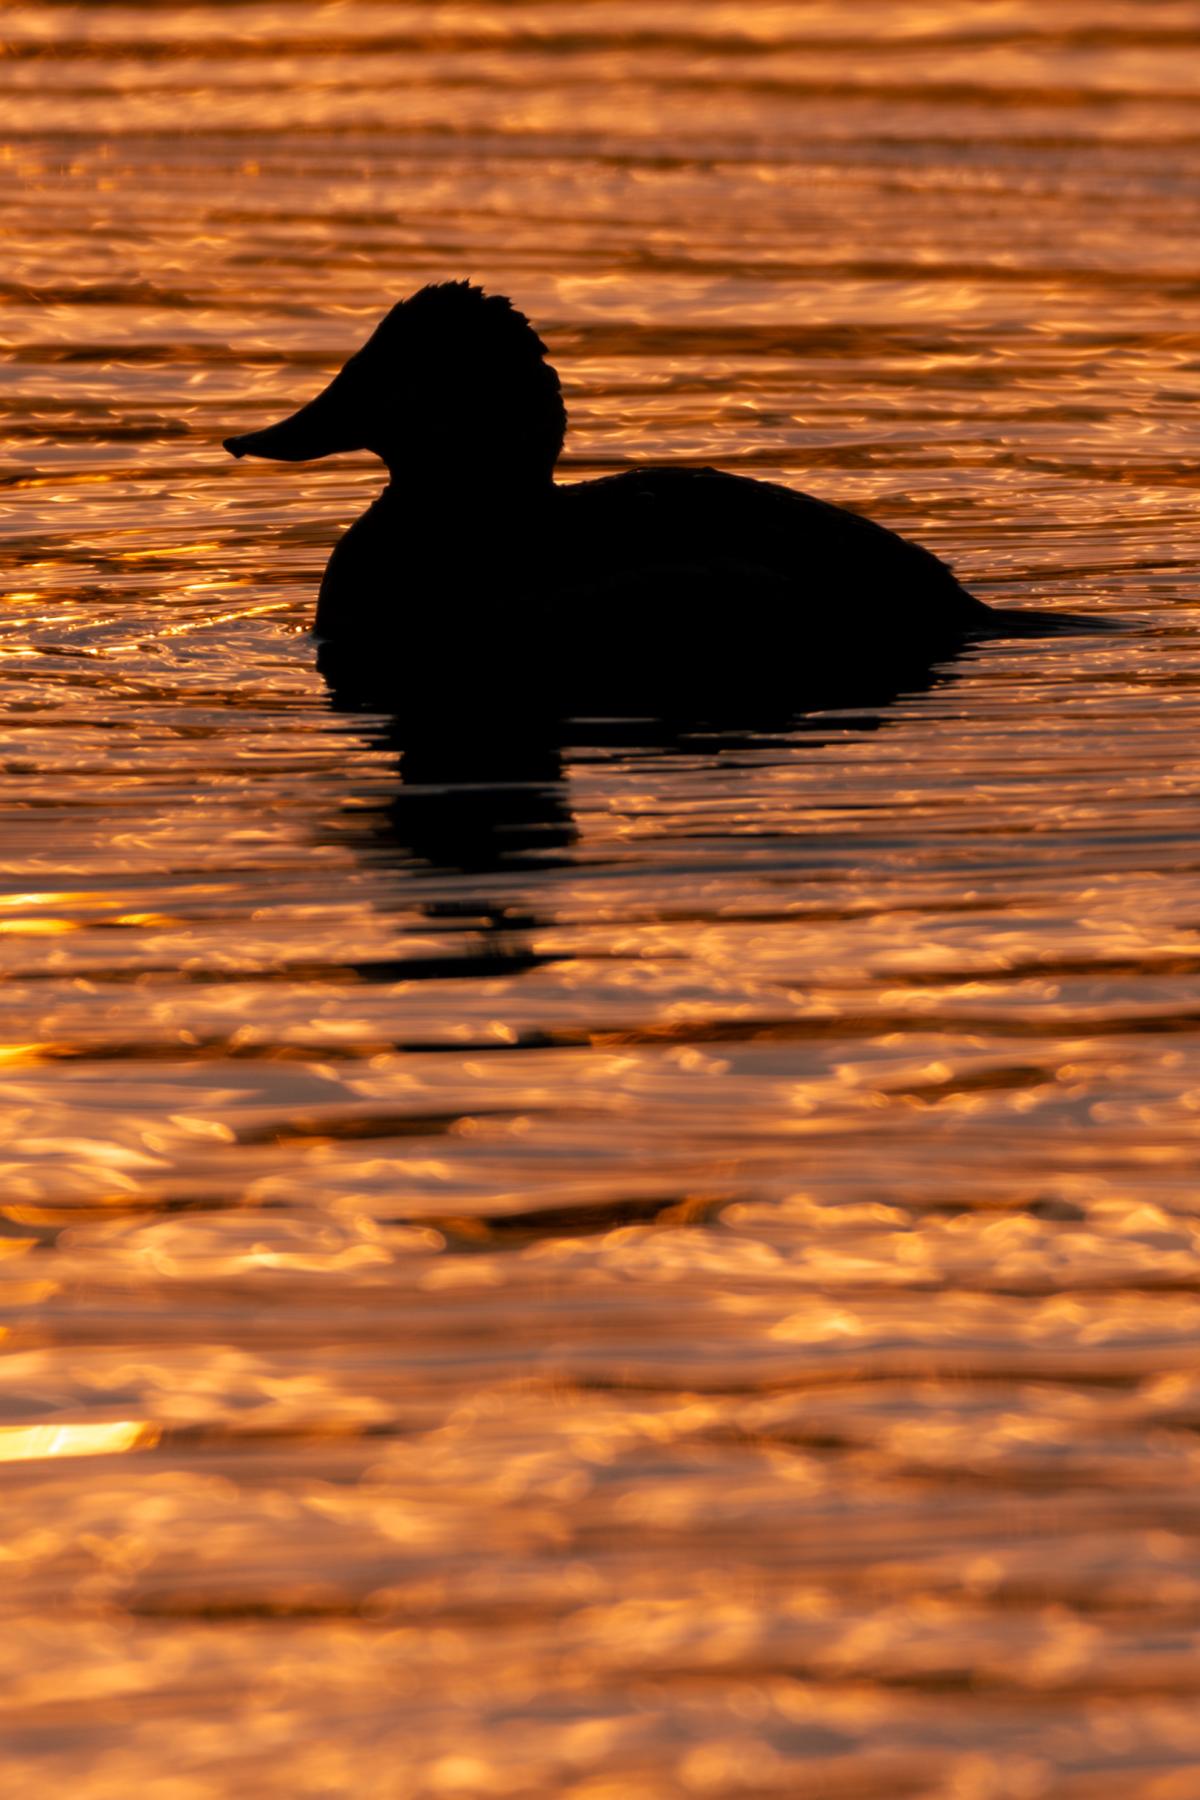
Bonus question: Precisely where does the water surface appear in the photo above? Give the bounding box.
[4,4,1200,1794]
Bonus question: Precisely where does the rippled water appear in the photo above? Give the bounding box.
[5,4,1200,1794]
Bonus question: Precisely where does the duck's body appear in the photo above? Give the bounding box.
[223,282,1020,722]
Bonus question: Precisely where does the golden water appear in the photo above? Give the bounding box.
[4,4,1200,1794]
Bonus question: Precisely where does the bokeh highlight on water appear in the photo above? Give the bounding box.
[4,3,1200,1794]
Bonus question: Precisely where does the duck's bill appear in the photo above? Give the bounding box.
[223,370,362,462]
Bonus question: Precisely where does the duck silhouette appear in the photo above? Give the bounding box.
[224,281,1068,724]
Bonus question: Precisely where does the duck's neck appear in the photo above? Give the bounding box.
[380,459,555,513]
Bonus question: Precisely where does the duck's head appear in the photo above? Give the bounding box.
[223,282,566,486]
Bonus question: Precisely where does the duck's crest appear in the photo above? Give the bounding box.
[370,280,566,476]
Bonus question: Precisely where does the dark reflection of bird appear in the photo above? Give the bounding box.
[224,280,1070,724]
[313,717,577,979]
[350,717,578,875]
[324,688,963,888]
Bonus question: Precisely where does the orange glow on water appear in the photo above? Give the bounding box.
[4,1,1200,1794]
[0,1422,161,1464]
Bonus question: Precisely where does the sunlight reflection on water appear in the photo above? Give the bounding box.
[4,1,1200,1794]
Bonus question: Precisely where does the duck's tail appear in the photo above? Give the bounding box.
[974,604,1128,639]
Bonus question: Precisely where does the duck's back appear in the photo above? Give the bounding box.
[538,467,987,713]
[553,467,979,622]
